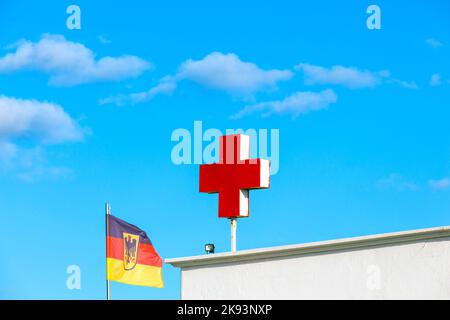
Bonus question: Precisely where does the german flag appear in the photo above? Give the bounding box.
[106,214,164,288]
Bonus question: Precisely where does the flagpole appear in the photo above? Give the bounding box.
[105,202,111,301]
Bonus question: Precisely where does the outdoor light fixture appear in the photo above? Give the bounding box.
[205,243,215,254]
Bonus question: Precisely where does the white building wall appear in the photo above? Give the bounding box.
[167,227,450,300]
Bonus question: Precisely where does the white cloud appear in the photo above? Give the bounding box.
[98,35,112,44]
[99,77,177,106]
[101,52,292,106]
[231,89,337,119]
[295,63,388,89]
[428,178,450,190]
[426,38,443,49]
[98,94,127,107]
[376,173,419,191]
[0,95,84,144]
[0,143,42,171]
[177,52,292,95]
[0,95,85,181]
[130,80,177,103]
[296,63,418,90]
[0,141,18,165]
[429,73,442,87]
[388,78,419,89]
[0,34,150,86]
[16,165,73,183]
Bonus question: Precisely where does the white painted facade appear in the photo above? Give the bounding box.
[166,226,450,300]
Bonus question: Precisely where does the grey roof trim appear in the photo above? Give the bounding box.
[165,226,450,268]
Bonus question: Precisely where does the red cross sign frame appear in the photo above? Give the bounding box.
[199,134,271,219]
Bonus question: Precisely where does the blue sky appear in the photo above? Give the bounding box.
[0,0,449,299]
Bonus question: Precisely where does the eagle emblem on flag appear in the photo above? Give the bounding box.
[123,233,140,270]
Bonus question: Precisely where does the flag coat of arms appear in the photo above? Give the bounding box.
[106,214,164,288]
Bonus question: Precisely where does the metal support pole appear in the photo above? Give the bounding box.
[105,202,111,301]
[230,218,237,253]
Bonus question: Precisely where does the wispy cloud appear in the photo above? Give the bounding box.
[426,38,443,49]
[16,165,74,183]
[387,78,419,89]
[428,178,450,190]
[101,52,292,106]
[0,34,150,86]
[376,173,420,191]
[231,89,337,119]
[296,63,418,90]
[377,174,450,192]
[99,76,177,106]
[429,73,442,87]
[177,52,292,95]
[98,35,112,44]
[295,63,388,89]
[0,95,84,144]
[0,95,86,181]
[129,80,177,103]
[102,56,419,108]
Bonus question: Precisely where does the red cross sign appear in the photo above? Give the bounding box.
[199,134,270,218]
